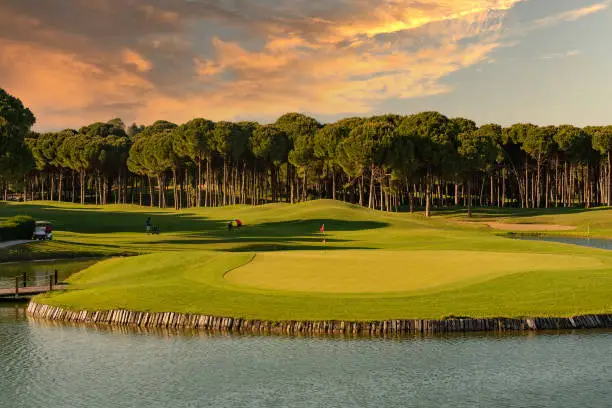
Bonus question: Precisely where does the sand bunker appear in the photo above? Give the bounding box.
[457,221,576,232]
[484,222,576,231]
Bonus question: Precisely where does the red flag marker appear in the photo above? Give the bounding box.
[320,224,325,233]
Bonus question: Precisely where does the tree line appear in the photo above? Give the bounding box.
[2,88,612,217]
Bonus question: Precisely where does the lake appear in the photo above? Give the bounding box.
[1,304,610,408]
[0,259,98,289]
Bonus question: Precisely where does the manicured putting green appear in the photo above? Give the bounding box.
[225,250,604,293]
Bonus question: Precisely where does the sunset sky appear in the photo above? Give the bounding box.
[1,0,611,131]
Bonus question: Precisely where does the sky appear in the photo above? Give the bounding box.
[1,0,611,131]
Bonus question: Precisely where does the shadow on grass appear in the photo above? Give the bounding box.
[58,240,123,249]
[0,204,387,234]
[247,219,387,236]
[226,244,375,252]
[181,219,388,239]
[0,203,225,234]
[1,203,389,255]
[151,237,352,245]
[145,219,386,251]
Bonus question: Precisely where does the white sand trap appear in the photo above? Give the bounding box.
[484,222,576,232]
[455,221,576,232]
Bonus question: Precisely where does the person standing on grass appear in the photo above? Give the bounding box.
[145,217,151,234]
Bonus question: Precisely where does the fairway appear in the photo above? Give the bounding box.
[225,250,604,293]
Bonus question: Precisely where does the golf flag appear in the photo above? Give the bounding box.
[320,224,325,233]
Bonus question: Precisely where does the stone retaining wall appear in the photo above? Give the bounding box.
[26,302,612,336]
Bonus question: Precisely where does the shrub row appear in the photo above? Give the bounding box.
[0,215,35,242]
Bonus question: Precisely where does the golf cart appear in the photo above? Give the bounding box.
[33,221,53,241]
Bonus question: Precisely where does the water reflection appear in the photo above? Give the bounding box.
[0,258,99,289]
[0,303,28,320]
[24,311,610,341]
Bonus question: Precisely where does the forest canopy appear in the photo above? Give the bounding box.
[2,88,612,217]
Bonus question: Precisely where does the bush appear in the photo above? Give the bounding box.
[0,215,36,242]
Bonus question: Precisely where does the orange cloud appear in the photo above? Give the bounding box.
[0,39,153,129]
[122,49,153,72]
[329,0,522,38]
[189,2,510,117]
[0,0,608,130]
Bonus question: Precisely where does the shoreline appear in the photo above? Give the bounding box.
[26,301,612,336]
[0,255,110,266]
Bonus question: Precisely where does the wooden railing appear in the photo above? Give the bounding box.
[0,270,61,298]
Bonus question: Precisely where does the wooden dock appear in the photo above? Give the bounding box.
[0,284,67,298]
[0,271,66,299]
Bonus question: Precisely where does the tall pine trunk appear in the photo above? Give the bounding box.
[502,168,506,207]
[359,175,364,206]
[608,152,611,206]
[71,172,76,203]
[454,184,459,206]
[173,168,178,210]
[490,174,494,206]
[197,159,202,207]
[425,171,432,217]
[368,164,375,209]
[467,178,472,217]
[332,170,336,201]
[80,170,85,205]
[58,171,63,202]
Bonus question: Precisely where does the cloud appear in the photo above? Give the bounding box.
[539,50,581,60]
[532,1,610,29]
[0,39,153,129]
[0,0,609,130]
[122,49,153,72]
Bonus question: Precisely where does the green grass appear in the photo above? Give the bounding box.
[2,199,612,320]
[225,250,604,293]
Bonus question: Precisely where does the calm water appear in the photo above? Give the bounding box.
[1,305,610,408]
[0,259,98,288]
[519,235,612,250]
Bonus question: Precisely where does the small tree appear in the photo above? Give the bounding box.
[313,124,347,200]
[276,113,321,202]
[213,122,247,205]
[251,125,289,203]
[457,127,499,216]
[173,118,215,207]
[398,112,457,217]
[0,88,36,185]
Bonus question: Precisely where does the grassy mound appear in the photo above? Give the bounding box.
[1,199,611,320]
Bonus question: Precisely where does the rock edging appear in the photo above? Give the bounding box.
[26,302,612,336]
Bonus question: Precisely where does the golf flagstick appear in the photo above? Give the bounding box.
[320,224,325,254]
